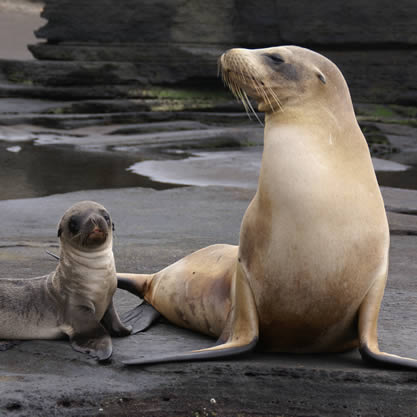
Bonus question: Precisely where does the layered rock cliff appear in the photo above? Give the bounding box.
[14,0,417,103]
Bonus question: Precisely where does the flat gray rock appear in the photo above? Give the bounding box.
[387,211,417,235]
[0,185,416,416]
[382,186,417,214]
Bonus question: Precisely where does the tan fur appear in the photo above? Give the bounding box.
[119,47,416,366]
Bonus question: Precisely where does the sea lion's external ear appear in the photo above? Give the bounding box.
[318,73,326,84]
[112,222,115,232]
[57,228,62,237]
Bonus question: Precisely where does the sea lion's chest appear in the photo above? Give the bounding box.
[238,124,388,348]
[79,268,116,319]
[60,255,117,320]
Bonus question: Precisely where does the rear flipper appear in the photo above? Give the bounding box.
[359,267,417,370]
[123,336,257,366]
[122,261,259,366]
[117,274,161,333]
[121,301,161,334]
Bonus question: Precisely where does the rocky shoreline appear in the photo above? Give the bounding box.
[0,184,416,416]
[0,2,416,413]
[0,91,415,416]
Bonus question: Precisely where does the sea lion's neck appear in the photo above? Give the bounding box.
[51,243,116,301]
[257,103,373,209]
[263,100,361,150]
[60,243,115,270]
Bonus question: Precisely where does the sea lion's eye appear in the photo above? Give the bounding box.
[68,216,80,234]
[264,54,285,65]
[103,214,111,226]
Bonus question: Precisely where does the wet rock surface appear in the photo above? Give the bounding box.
[0,91,415,415]
[0,3,416,412]
[0,186,416,416]
[1,97,416,196]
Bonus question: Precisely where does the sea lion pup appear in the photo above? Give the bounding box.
[118,46,417,369]
[0,201,131,361]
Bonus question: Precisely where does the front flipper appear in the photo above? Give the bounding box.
[123,261,259,366]
[66,305,112,362]
[101,299,132,337]
[358,267,417,369]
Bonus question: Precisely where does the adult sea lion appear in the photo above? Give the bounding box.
[0,201,131,361]
[118,46,417,369]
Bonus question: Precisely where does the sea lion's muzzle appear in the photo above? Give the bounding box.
[86,226,107,245]
[82,216,109,247]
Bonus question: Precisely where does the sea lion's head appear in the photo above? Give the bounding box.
[219,45,350,114]
[57,201,114,251]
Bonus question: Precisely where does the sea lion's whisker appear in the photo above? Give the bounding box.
[268,87,284,112]
[239,89,254,120]
[225,70,251,119]
[70,232,82,242]
[221,60,264,123]
[243,90,264,126]
[260,83,274,113]
[235,62,264,122]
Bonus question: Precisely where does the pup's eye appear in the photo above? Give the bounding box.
[68,216,80,234]
[103,214,111,225]
[264,54,285,64]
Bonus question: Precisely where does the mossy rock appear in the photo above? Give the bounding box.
[390,105,417,120]
[356,104,417,128]
[143,87,233,101]
[360,123,399,157]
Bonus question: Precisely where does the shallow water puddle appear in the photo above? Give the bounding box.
[1,140,416,201]
[128,147,417,191]
[0,141,180,201]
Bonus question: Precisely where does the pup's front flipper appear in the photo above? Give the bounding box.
[67,305,112,362]
[121,301,161,334]
[101,299,132,337]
